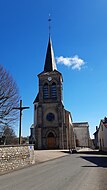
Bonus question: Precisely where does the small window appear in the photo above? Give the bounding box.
[51,82,57,99]
[43,83,49,99]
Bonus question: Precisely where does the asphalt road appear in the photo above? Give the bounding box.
[0,152,107,190]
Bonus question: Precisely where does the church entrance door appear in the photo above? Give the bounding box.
[47,132,56,149]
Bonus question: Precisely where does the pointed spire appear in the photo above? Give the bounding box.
[44,37,57,72]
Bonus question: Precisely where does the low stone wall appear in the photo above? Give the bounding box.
[0,145,35,174]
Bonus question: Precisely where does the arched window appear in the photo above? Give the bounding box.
[43,83,48,99]
[51,82,57,99]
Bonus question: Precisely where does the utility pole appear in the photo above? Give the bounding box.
[13,100,29,144]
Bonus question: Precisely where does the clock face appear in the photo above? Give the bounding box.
[48,77,52,81]
[46,113,55,121]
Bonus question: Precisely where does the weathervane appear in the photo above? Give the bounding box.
[48,14,51,36]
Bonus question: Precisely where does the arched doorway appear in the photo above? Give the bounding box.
[47,132,56,149]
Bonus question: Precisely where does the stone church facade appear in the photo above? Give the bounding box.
[33,37,74,149]
[30,36,90,150]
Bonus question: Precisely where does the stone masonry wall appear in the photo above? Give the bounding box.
[0,145,35,174]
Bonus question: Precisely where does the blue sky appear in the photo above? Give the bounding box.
[0,0,107,138]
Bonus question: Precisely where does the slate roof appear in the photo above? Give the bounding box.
[44,37,57,72]
[73,122,89,127]
[33,93,39,104]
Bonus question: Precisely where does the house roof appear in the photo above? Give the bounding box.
[93,129,99,135]
[100,117,107,128]
[73,122,89,127]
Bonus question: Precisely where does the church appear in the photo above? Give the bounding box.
[32,36,75,149]
[29,32,90,150]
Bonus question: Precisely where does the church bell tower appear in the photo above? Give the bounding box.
[34,36,64,149]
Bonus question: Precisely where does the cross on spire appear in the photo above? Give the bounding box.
[48,14,51,36]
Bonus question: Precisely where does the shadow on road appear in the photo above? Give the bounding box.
[61,150,107,168]
[77,150,107,155]
[80,155,107,168]
[75,150,107,168]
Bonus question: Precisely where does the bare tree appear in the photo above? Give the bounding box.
[1,125,18,145]
[0,64,20,128]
